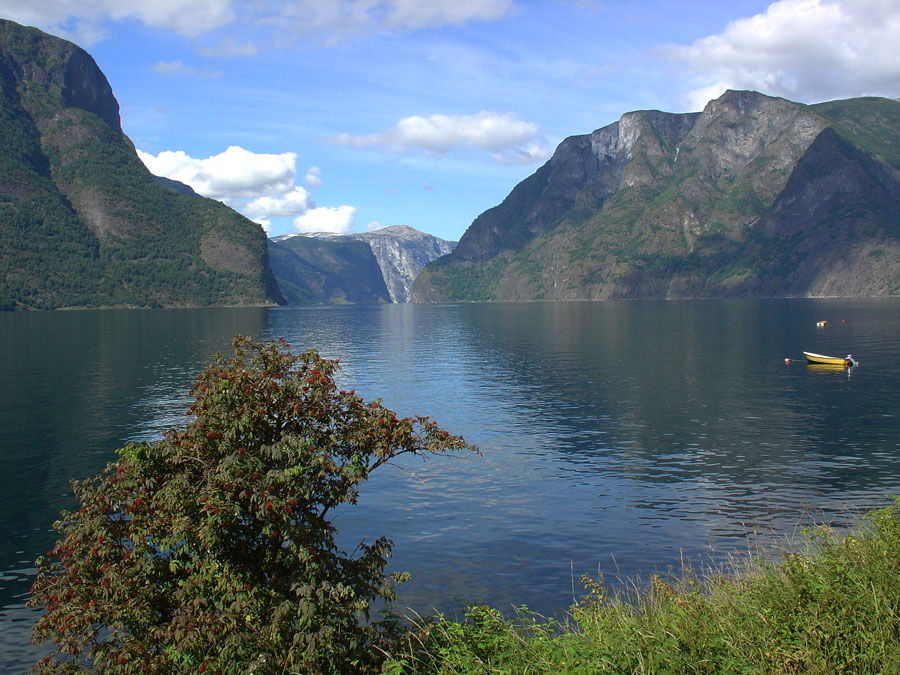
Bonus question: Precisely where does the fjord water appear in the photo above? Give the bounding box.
[2,300,900,667]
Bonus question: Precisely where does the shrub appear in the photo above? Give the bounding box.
[29,335,474,674]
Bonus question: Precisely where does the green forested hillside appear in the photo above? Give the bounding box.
[0,19,282,310]
[268,236,391,304]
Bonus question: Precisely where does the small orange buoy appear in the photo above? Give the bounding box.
[842,319,846,323]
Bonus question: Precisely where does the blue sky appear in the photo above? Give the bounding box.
[2,0,898,241]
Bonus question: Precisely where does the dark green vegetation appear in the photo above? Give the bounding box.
[29,336,474,673]
[413,91,900,302]
[0,20,282,310]
[387,498,900,674]
[268,236,392,305]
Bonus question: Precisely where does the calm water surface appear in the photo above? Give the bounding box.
[2,299,899,669]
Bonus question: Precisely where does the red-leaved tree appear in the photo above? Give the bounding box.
[30,335,475,674]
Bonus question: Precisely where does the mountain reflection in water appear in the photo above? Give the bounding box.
[2,299,899,669]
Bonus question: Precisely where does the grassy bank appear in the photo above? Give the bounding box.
[383,498,900,674]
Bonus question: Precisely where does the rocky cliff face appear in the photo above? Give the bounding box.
[308,226,455,302]
[413,91,900,302]
[0,19,282,310]
[0,20,121,134]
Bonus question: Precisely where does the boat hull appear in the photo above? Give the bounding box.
[803,351,850,366]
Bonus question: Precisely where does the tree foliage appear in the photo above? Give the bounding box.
[29,336,475,674]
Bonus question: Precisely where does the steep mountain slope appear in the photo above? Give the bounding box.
[0,19,282,310]
[413,91,900,302]
[268,235,391,304]
[306,226,455,301]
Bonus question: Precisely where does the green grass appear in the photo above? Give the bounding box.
[383,498,900,674]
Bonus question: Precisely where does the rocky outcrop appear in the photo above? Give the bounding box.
[0,19,121,133]
[0,19,282,310]
[413,91,900,302]
[451,110,700,263]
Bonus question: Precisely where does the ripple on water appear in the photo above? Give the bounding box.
[3,300,900,658]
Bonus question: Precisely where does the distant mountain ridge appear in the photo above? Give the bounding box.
[412,90,900,302]
[270,226,455,304]
[267,234,391,305]
[302,226,456,302]
[0,19,282,310]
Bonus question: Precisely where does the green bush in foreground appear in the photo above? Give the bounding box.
[29,335,475,674]
[387,498,900,674]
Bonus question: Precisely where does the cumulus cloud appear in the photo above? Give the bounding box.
[0,0,234,42]
[151,60,223,78]
[293,206,357,234]
[665,0,900,110]
[304,166,323,187]
[328,111,550,164]
[137,146,297,200]
[242,187,313,221]
[138,147,358,235]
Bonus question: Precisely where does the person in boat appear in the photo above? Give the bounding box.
[846,354,858,367]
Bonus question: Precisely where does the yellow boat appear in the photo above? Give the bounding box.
[803,351,858,367]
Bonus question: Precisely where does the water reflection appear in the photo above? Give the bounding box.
[2,300,900,668]
[0,309,268,592]
[270,300,900,615]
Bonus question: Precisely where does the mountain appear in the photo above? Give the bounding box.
[305,226,456,302]
[269,226,455,304]
[412,91,900,302]
[267,235,391,305]
[0,19,282,310]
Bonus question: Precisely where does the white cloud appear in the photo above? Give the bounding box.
[496,142,553,166]
[366,220,385,231]
[138,146,361,235]
[665,0,900,109]
[380,0,513,31]
[0,0,511,47]
[63,20,110,46]
[197,37,259,58]
[151,60,223,78]
[268,0,513,45]
[243,187,313,220]
[0,0,234,42]
[304,166,323,187]
[137,146,298,200]
[328,111,550,164]
[293,206,357,234]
